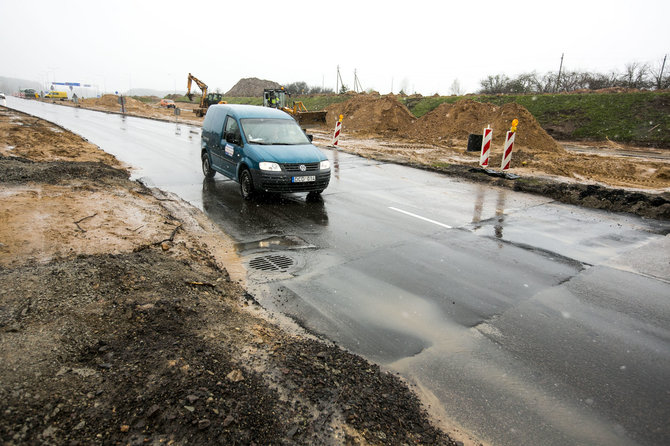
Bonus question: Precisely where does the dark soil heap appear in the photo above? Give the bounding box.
[225,78,281,97]
[407,99,564,153]
[325,94,417,135]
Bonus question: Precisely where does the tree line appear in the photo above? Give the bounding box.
[282,82,334,95]
[479,58,669,94]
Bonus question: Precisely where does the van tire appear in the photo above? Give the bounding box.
[239,169,255,200]
[202,153,215,178]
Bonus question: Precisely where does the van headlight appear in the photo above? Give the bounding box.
[259,162,281,171]
[320,160,330,170]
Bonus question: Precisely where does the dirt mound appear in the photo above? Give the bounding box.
[81,94,154,113]
[325,94,416,135]
[225,78,281,97]
[408,99,563,153]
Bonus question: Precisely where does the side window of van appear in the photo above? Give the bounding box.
[223,117,241,143]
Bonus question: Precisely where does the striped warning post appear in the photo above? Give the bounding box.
[332,114,343,147]
[479,126,492,167]
[501,130,516,171]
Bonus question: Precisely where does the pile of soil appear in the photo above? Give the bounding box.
[225,78,281,97]
[407,99,564,154]
[325,94,417,135]
[81,94,154,114]
[325,95,561,155]
[0,109,121,166]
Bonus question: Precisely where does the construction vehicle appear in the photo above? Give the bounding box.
[186,73,224,117]
[263,88,327,126]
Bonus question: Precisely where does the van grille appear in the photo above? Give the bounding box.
[259,173,330,192]
[282,163,319,172]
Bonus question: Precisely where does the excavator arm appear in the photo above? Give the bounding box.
[187,73,208,103]
[186,73,210,117]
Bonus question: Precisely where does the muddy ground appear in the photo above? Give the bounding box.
[0,107,460,445]
[43,95,204,127]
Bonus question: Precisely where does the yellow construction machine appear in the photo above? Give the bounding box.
[186,73,224,117]
[263,88,327,126]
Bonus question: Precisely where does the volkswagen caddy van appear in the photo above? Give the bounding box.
[201,104,331,199]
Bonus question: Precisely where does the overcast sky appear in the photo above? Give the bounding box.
[1,0,668,95]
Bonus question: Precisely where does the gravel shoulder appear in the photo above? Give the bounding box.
[0,107,458,445]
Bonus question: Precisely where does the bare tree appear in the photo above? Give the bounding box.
[480,74,511,94]
[449,79,462,95]
[620,62,650,89]
[477,60,660,94]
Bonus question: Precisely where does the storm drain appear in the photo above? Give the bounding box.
[249,255,294,272]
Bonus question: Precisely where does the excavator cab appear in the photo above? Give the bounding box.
[206,93,224,106]
[263,89,288,109]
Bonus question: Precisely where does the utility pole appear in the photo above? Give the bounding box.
[353,69,363,93]
[555,53,564,93]
[335,65,340,94]
[336,65,345,94]
[659,54,667,90]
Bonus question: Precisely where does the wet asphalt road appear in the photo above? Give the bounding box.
[6,97,670,446]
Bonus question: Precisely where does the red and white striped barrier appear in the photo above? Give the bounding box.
[501,130,516,171]
[479,125,492,167]
[332,114,343,147]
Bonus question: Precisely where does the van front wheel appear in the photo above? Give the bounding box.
[202,153,215,178]
[240,169,255,200]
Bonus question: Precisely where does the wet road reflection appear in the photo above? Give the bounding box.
[200,178,329,243]
[495,189,507,242]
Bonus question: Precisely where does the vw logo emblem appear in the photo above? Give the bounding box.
[299,164,306,172]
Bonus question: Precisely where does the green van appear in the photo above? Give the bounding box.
[201,104,331,200]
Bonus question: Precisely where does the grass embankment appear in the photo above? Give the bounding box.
[402,91,670,148]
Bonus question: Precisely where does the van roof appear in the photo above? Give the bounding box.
[207,104,293,121]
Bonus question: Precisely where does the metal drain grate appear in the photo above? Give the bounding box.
[249,255,294,272]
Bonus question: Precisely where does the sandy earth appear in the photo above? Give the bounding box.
[316,132,670,191]
[0,107,461,445]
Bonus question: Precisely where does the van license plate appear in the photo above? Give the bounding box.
[292,176,315,183]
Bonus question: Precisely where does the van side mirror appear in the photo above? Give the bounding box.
[306,134,313,142]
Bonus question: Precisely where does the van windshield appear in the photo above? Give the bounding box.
[240,118,310,145]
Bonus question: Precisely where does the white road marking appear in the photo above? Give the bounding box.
[388,207,453,229]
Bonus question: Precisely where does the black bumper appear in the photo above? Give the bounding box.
[251,169,331,193]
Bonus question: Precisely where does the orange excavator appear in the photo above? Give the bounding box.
[186,73,224,117]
